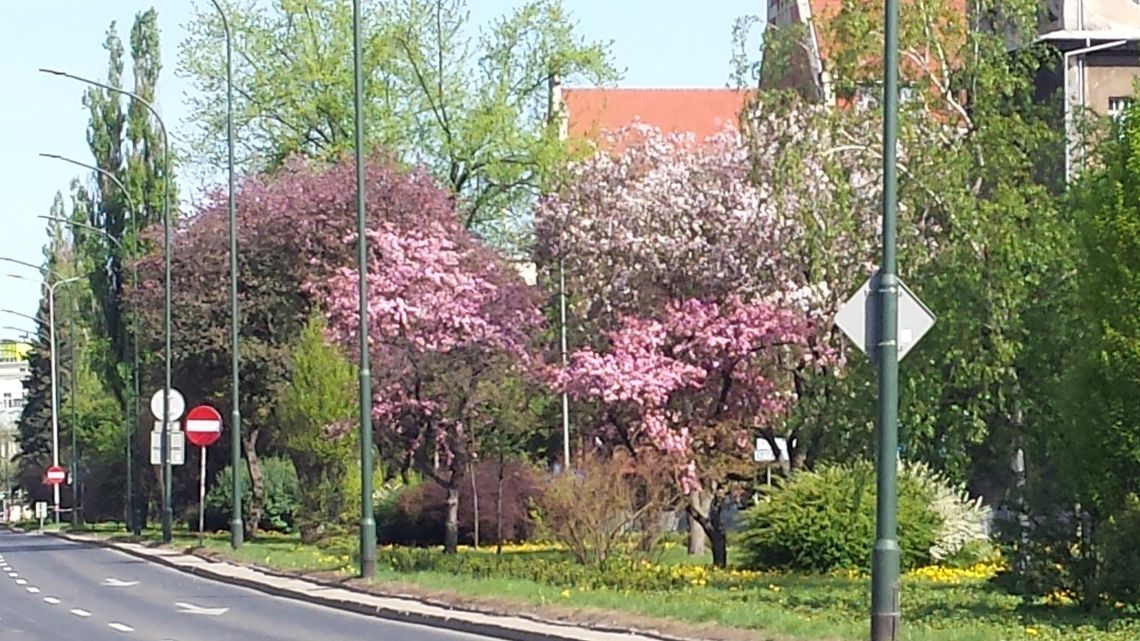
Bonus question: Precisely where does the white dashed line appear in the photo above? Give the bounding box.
[70,608,91,618]
[7,572,17,577]
[15,579,26,585]
[43,597,60,605]
[108,622,134,633]
[26,587,39,594]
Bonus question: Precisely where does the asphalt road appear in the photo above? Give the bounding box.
[0,529,494,641]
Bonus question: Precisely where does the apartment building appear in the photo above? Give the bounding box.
[0,340,30,495]
[764,0,1140,118]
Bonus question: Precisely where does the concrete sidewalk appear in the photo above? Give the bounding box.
[38,529,693,641]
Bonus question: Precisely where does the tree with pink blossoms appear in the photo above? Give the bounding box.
[129,152,499,537]
[310,213,544,554]
[559,296,811,567]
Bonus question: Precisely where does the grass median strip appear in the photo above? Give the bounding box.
[64,524,1140,641]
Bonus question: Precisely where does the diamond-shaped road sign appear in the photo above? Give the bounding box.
[834,275,935,362]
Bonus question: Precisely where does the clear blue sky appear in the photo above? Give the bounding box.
[0,0,764,328]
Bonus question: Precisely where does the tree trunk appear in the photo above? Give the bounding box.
[444,483,460,554]
[688,488,712,556]
[242,428,265,539]
[495,453,504,557]
[470,462,480,549]
[709,526,728,568]
[708,494,728,569]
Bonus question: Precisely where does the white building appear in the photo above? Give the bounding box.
[0,341,31,491]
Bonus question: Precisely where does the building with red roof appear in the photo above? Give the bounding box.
[556,87,752,142]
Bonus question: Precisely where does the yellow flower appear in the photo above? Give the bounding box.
[768,584,781,592]
[559,588,571,599]
[1025,626,1039,636]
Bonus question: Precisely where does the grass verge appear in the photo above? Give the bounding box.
[62,523,1140,641]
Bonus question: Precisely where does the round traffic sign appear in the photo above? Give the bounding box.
[185,405,223,447]
[45,465,66,485]
[150,388,186,421]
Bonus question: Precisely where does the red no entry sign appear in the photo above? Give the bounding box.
[185,405,223,447]
[45,465,66,485]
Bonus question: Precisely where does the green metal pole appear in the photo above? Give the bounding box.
[871,0,901,637]
[353,0,377,579]
[37,155,141,535]
[209,0,244,551]
[70,299,79,528]
[39,68,173,542]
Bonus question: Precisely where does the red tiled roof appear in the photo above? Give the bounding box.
[561,88,753,141]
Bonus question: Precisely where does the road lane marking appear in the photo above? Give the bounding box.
[102,578,139,588]
[174,602,228,616]
[26,587,39,594]
[15,579,26,585]
[70,608,91,618]
[7,572,16,577]
[108,622,134,632]
[43,597,60,605]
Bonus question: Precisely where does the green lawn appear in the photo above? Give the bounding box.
[58,523,1140,641]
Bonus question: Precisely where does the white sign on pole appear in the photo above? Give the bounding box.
[754,437,791,463]
[34,501,47,519]
[834,275,935,363]
[150,430,186,465]
[149,388,186,421]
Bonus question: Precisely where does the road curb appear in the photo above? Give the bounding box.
[35,529,692,641]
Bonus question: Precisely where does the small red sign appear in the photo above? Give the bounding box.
[45,465,66,485]
[185,405,223,448]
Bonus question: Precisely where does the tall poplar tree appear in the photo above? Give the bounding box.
[82,8,175,417]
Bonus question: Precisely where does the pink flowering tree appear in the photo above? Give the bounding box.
[536,103,950,474]
[559,296,811,567]
[310,217,544,554]
[129,152,510,537]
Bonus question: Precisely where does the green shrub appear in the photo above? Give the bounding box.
[1097,494,1140,605]
[738,461,943,572]
[205,456,301,533]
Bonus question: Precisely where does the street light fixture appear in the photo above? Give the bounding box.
[37,196,142,533]
[352,0,377,579]
[0,258,81,524]
[41,67,176,542]
[207,0,245,550]
[8,272,82,527]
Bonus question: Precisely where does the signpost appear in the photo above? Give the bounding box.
[150,388,185,541]
[835,274,934,640]
[44,465,66,486]
[34,501,47,530]
[834,277,935,364]
[185,405,223,535]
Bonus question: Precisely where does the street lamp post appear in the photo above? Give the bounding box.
[872,0,902,638]
[39,154,144,534]
[352,0,377,579]
[42,67,175,542]
[1,260,82,524]
[207,0,244,550]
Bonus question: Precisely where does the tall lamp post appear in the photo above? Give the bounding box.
[872,0,902,638]
[42,67,175,542]
[1,259,82,524]
[38,210,139,532]
[352,0,377,579]
[207,0,244,550]
[40,153,143,534]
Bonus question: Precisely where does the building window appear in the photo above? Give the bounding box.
[1108,96,1133,119]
